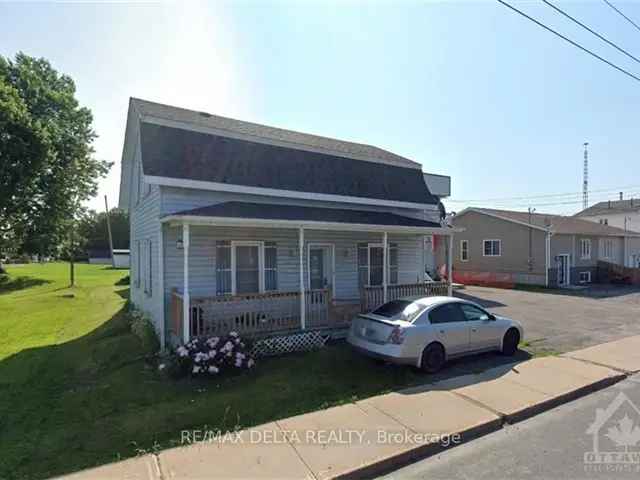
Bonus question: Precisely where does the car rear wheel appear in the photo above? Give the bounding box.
[502,328,520,356]
[421,343,446,373]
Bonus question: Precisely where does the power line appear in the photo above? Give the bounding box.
[602,0,640,33]
[496,0,640,83]
[542,0,640,66]
[447,185,640,203]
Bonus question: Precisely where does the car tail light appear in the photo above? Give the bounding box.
[388,326,405,345]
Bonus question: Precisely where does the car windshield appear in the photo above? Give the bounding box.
[372,300,423,322]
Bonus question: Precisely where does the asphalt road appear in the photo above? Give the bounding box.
[379,374,640,480]
[455,285,640,354]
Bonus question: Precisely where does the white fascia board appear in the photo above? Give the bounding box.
[145,174,437,211]
[456,208,550,232]
[160,214,462,235]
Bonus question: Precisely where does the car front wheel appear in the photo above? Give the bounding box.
[502,328,520,356]
[421,343,446,373]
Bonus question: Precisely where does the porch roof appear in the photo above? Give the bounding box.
[162,201,456,234]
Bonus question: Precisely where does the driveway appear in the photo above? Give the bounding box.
[455,285,640,354]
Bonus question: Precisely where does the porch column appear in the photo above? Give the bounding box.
[299,227,306,330]
[182,223,190,344]
[382,231,388,303]
[447,234,453,296]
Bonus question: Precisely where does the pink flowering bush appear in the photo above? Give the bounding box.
[172,332,255,377]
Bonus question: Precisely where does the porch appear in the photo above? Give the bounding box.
[162,202,457,343]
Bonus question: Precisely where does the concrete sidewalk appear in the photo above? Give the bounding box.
[60,335,640,480]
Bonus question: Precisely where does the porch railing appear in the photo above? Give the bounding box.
[360,281,450,313]
[171,288,331,339]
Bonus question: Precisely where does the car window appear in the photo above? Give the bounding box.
[372,300,422,322]
[460,304,489,321]
[429,303,467,324]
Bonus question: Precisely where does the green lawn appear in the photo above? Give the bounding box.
[0,263,428,480]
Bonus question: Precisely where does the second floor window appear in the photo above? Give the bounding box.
[580,239,591,260]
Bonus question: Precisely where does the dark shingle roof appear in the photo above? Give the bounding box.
[167,202,442,228]
[140,122,437,205]
[470,208,639,236]
[575,199,640,217]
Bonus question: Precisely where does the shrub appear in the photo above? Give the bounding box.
[172,333,255,377]
[129,310,160,355]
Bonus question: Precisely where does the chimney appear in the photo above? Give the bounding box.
[620,192,623,201]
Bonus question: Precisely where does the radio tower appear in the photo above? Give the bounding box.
[583,142,589,210]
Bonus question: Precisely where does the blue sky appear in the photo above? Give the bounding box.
[1,0,639,215]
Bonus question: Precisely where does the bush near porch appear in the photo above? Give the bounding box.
[0,263,426,480]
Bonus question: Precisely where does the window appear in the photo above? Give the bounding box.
[358,243,399,287]
[215,241,277,295]
[580,239,591,260]
[264,242,278,291]
[483,239,501,257]
[144,240,152,296]
[600,239,614,260]
[579,271,591,283]
[599,219,609,225]
[460,304,490,321]
[429,303,466,324]
[372,300,422,322]
[460,240,469,262]
[135,240,141,288]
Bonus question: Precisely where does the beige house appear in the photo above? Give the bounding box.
[574,197,640,234]
[451,208,640,287]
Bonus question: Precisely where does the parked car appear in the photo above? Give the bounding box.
[347,296,523,372]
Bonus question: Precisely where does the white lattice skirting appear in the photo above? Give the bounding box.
[250,331,330,357]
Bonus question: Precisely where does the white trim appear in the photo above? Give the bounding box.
[460,239,469,262]
[158,228,165,352]
[545,230,551,287]
[383,232,388,303]
[482,239,502,257]
[182,224,190,344]
[307,243,336,295]
[299,228,305,330]
[145,174,437,211]
[162,214,460,235]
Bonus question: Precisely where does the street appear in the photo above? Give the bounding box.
[379,374,640,480]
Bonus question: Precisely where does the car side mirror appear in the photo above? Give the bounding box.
[488,314,496,321]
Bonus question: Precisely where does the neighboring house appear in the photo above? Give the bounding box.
[87,248,111,265]
[118,98,456,347]
[112,249,130,269]
[574,197,640,233]
[451,208,640,287]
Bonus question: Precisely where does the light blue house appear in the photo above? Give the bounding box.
[118,98,455,348]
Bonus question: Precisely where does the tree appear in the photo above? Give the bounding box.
[0,53,111,261]
[76,208,130,256]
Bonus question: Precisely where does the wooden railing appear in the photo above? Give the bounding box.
[173,288,331,339]
[360,281,450,313]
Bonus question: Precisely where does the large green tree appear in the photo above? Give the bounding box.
[0,52,111,261]
[76,208,130,255]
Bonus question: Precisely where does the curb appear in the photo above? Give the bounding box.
[331,370,628,480]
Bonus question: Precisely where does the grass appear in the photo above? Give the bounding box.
[0,263,428,480]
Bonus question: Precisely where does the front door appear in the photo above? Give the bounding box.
[558,254,570,286]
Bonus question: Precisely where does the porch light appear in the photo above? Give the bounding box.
[176,239,184,250]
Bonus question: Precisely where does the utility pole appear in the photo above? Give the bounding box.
[528,207,536,271]
[583,142,589,210]
[104,195,115,268]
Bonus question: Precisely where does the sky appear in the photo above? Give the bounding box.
[1,0,639,216]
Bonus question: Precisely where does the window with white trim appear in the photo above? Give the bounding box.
[358,243,398,287]
[460,240,469,262]
[483,239,501,257]
[580,239,591,260]
[215,241,277,295]
[144,239,152,296]
[579,271,591,283]
[600,238,614,260]
[135,240,141,288]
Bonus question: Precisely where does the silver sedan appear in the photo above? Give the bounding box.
[347,296,524,372]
